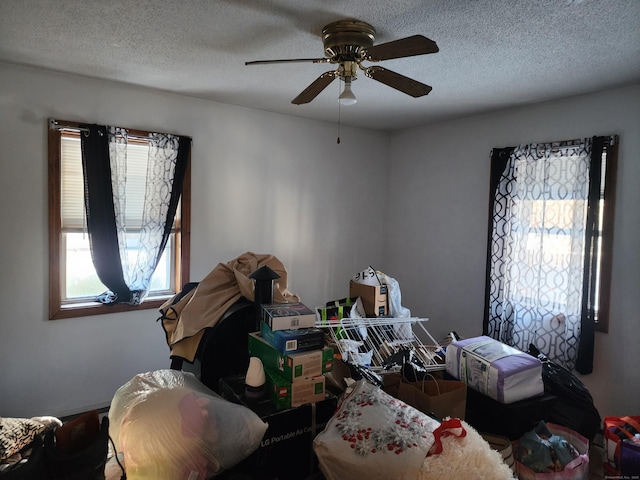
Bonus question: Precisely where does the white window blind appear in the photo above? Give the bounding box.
[60,134,179,230]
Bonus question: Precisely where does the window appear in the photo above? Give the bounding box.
[48,119,191,319]
[484,136,617,373]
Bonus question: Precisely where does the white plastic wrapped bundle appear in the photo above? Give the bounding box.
[109,369,267,480]
[445,336,543,404]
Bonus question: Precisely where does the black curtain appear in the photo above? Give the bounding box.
[155,136,190,268]
[482,147,515,335]
[575,136,606,374]
[80,124,131,303]
[80,124,190,305]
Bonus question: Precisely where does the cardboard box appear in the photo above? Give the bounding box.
[219,374,338,480]
[261,302,317,331]
[265,368,326,410]
[349,281,388,316]
[260,320,325,354]
[248,331,333,382]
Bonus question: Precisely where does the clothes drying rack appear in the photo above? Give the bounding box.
[315,316,447,374]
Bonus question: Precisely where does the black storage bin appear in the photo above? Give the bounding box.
[464,387,557,440]
[219,374,337,480]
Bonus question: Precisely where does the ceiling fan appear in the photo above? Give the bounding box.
[245,19,439,105]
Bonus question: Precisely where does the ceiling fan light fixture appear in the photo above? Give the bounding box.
[339,78,357,105]
[246,19,438,106]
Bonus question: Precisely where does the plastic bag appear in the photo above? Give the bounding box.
[527,344,601,441]
[109,369,267,480]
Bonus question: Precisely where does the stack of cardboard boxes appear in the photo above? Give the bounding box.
[218,283,388,479]
[252,302,333,409]
[218,302,336,479]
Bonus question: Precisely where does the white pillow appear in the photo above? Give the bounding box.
[314,379,440,480]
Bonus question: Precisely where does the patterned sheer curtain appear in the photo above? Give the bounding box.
[80,124,190,305]
[484,138,602,372]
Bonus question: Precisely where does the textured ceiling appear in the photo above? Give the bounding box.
[1,0,639,131]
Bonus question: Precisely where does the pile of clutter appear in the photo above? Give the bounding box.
[515,421,586,474]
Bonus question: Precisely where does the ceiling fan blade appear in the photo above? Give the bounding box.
[292,71,338,104]
[245,58,329,66]
[364,35,439,61]
[365,66,432,97]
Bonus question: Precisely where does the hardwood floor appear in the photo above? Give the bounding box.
[589,433,605,480]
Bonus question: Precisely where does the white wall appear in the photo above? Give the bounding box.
[387,84,640,416]
[1,61,637,419]
[0,63,390,417]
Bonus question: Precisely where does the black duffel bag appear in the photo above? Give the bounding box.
[527,344,601,441]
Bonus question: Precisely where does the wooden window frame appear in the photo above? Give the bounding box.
[48,120,190,320]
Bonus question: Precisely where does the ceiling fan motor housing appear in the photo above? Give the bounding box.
[322,20,375,62]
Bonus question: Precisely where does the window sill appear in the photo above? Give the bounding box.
[50,296,171,320]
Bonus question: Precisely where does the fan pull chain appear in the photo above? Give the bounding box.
[337,88,341,144]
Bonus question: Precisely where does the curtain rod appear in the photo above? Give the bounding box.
[538,135,617,148]
[49,118,90,134]
[521,136,616,154]
[48,118,192,144]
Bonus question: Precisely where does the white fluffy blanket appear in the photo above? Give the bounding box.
[418,420,516,480]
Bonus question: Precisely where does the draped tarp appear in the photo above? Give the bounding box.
[159,252,300,362]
